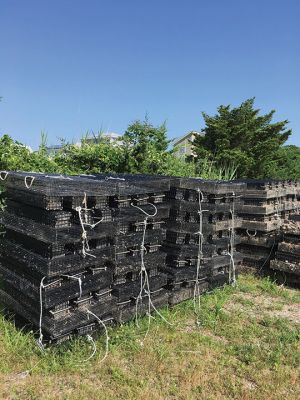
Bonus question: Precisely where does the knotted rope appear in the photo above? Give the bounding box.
[37,276,46,349]
[131,202,172,337]
[76,192,104,258]
[228,192,236,286]
[193,189,209,324]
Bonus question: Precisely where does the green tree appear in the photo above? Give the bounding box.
[193,98,292,178]
[122,117,170,174]
[269,145,300,180]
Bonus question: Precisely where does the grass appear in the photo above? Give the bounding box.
[0,274,299,399]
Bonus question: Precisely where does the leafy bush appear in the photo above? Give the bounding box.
[0,106,298,180]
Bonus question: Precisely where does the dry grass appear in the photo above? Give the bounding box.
[0,274,299,400]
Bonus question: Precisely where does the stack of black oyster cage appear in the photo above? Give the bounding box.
[236,180,300,271]
[0,172,171,344]
[164,178,244,305]
[270,213,300,286]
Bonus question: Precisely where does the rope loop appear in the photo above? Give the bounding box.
[0,171,8,181]
[24,175,35,189]
[196,188,204,202]
[133,203,172,337]
[246,229,257,237]
[130,202,158,218]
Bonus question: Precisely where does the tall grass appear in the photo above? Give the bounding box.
[195,158,238,180]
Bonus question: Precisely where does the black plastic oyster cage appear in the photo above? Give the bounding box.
[112,274,168,303]
[0,283,117,339]
[0,238,114,278]
[5,199,72,228]
[0,262,113,309]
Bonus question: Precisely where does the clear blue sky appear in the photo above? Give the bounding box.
[0,0,299,149]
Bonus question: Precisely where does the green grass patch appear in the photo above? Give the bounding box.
[0,274,299,400]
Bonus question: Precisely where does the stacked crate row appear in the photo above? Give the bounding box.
[236,180,300,271]
[270,214,300,286]
[107,174,170,324]
[0,172,170,344]
[1,172,298,345]
[163,178,245,305]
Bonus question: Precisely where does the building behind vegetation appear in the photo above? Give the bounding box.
[46,132,123,154]
[173,131,203,158]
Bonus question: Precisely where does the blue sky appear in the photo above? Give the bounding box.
[0,0,299,149]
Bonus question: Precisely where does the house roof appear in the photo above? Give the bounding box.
[173,131,203,146]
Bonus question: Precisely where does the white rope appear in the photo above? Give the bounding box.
[246,229,257,237]
[130,202,158,217]
[132,203,172,337]
[42,278,62,288]
[135,218,149,327]
[62,274,83,298]
[228,193,236,286]
[37,276,46,349]
[105,176,125,181]
[80,202,104,227]
[79,174,96,177]
[76,201,104,257]
[86,310,109,363]
[0,171,8,181]
[24,176,35,189]
[193,189,209,324]
[76,206,95,258]
[88,217,104,229]
[44,175,73,180]
[81,193,104,229]
[82,192,89,224]
[81,334,97,362]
